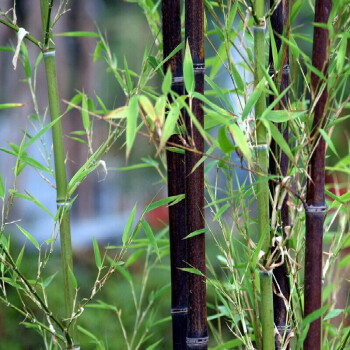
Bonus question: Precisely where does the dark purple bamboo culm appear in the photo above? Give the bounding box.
[268,1,290,349]
[185,1,207,349]
[304,1,332,349]
[162,1,187,349]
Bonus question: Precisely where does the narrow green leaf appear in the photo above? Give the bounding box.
[15,244,25,269]
[93,236,102,269]
[144,195,184,213]
[242,89,262,120]
[229,123,253,166]
[162,67,172,95]
[337,38,347,73]
[319,128,339,157]
[180,267,203,275]
[68,268,78,289]
[160,106,180,148]
[324,309,343,321]
[184,41,194,94]
[217,126,235,154]
[122,204,137,245]
[231,63,245,92]
[0,171,5,199]
[0,103,24,110]
[115,264,132,283]
[126,95,139,158]
[184,228,207,239]
[82,94,90,130]
[267,121,295,165]
[16,225,39,250]
[55,31,99,37]
[141,219,160,259]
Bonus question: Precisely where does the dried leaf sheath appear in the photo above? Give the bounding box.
[185,1,207,349]
[162,1,187,348]
[304,1,332,349]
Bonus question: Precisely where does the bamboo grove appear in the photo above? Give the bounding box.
[0,0,349,349]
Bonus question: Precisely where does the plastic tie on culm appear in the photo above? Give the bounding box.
[193,63,206,75]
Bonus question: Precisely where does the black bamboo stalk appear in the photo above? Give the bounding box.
[304,1,332,349]
[268,1,290,349]
[161,1,187,349]
[185,1,207,349]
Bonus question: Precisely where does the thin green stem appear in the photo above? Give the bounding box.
[0,18,41,48]
[254,0,275,349]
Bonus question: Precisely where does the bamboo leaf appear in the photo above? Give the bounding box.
[15,244,25,269]
[217,126,235,153]
[139,95,156,121]
[160,106,180,149]
[126,95,139,158]
[82,94,90,130]
[242,89,262,120]
[324,309,343,321]
[231,62,245,92]
[55,31,99,37]
[0,103,24,109]
[229,123,253,166]
[16,224,39,250]
[0,171,5,199]
[115,264,132,283]
[266,121,295,165]
[184,228,207,239]
[141,219,160,259]
[68,268,78,289]
[93,236,102,269]
[162,67,172,95]
[122,204,137,245]
[184,41,195,94]
[145,194,185,213]
[319,128,339,157]
[337,38,347,73]
[180,267,203,275]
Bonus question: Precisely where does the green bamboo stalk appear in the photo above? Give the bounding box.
[39,1,76,347]
[253,0,275,349]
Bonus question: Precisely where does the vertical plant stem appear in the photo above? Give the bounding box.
[254,0,275,349]
[39,1,76,346]
[185,1,207,349]
[162,1,187,349]
[268,1,290,349]
[304,1,332,349]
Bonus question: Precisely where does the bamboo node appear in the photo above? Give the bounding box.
[57,201,70,208]
[305,205,327,216]
[43,50,56,58]
[193,63,206,75]
[171,307,188,314]
[172,76,184,85]
[259,269,273,276]
[186,336,209,346]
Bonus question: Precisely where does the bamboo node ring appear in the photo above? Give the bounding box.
[171,307,188,314]
[172,76,184,85]
[193,63,206,75]
[186,336,209,346]
[43,50,56,58]
[259,269,273,276]
[57,201,70,208]
[305,205,327,215]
